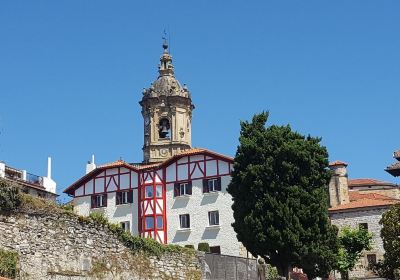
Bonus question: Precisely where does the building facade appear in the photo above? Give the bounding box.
[328,161,399,279]
[64,43,244,256]
[0,157,57,200]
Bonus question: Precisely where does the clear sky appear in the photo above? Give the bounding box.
[1,1,399,202]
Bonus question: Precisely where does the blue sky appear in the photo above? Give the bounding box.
[1,1,399,202]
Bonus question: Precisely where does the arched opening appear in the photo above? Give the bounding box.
[158,118,170,139]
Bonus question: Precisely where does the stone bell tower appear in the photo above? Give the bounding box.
[140,41,194,163]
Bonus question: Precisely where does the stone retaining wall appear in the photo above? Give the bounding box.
[0,212,204,279]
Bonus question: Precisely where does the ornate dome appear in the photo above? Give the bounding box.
[142,43,191,99]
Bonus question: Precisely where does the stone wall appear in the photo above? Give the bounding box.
[330,207,387,279]
[0,211,204,280]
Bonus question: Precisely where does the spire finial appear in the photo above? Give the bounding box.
[162,29,168,52]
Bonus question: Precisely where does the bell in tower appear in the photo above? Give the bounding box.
[139,40,195,163]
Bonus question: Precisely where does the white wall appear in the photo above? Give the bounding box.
[166,175,241,256]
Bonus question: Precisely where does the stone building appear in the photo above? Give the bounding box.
[0,157,57,200]
[328,161,399,279]
[64,42,245,256]
[385,150,400,177]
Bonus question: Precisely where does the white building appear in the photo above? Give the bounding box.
[0,157,57,200]
[64,42,244,256]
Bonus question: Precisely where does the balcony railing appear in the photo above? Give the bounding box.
[26,173,43,185]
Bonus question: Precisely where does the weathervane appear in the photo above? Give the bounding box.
[162,29,168,51]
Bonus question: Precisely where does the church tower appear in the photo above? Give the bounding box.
[140,41,194,163]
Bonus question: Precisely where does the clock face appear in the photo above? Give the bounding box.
[144,116,150,126]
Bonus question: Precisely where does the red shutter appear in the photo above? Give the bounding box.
[187,181,193,195]
[203,179,209,193]
[217,177,222,191]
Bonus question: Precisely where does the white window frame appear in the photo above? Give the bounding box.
[121,191,128,204]
[120,221,130,232]
[208,211,219,226]
[179,214,190,229]
[179,182,189,196]
[208,178,219,192]
[95,195,106,208]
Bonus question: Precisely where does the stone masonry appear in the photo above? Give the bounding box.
[0,211,204,280]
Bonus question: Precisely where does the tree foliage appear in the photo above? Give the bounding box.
[373,204,400,279]
[0,179,22,212]
[336,226,373,280]
[227,112,339,279]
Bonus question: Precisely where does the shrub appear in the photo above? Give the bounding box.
[0,179,22,212]
[185,245,195,249]
[89,211,108,226]
[0,248,18,278]
[197,242,210,253]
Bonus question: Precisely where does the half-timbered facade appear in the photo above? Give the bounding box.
[64,149,242,255]
[64,42,243,256]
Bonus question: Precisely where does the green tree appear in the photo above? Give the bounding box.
[373,204,400,279]
[336,226,373,280]
[227,112,338,279]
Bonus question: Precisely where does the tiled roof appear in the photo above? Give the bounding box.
[329,197,399,212]
[394,150,400,160]
[349,191,395,201]
[329,160,348,167]
[348,178,396,187]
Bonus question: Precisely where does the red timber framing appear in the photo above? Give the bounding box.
[138,169,167,244]
[64,149,234,245]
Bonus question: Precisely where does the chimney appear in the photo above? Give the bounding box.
[328,161,350,207]
[47,157,52,179]
[86,154,96,174]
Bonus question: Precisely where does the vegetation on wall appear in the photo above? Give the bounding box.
[197,242,210,253]
[227,112,339,279]
[0,248,18,279]
[0,179,22,211]
[0,179,194,259]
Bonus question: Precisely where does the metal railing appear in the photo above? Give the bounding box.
[26,173,43,185]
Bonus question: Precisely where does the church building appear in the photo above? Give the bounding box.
[64,42,244,256]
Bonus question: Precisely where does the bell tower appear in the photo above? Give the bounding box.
[140,41,194,163]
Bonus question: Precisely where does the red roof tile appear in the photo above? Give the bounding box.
[348,178,396,187]
[349,191,395,201]
[329,197,399,212]
[329,160,348,167]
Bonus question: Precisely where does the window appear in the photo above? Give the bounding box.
[208,211,219,226]
[156,216,163,229]
[116,190,133,205]
[91,194,107,208]
[156,186,163,198]
[145,186,154,198]
[359,223,368,231]
[210,246,221,254]
[203,178,221,193]
[174,181,192,197]
[367,254,377,266]
[145,217,154,230]
[120,221,130,232]
[179,214,190,229]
